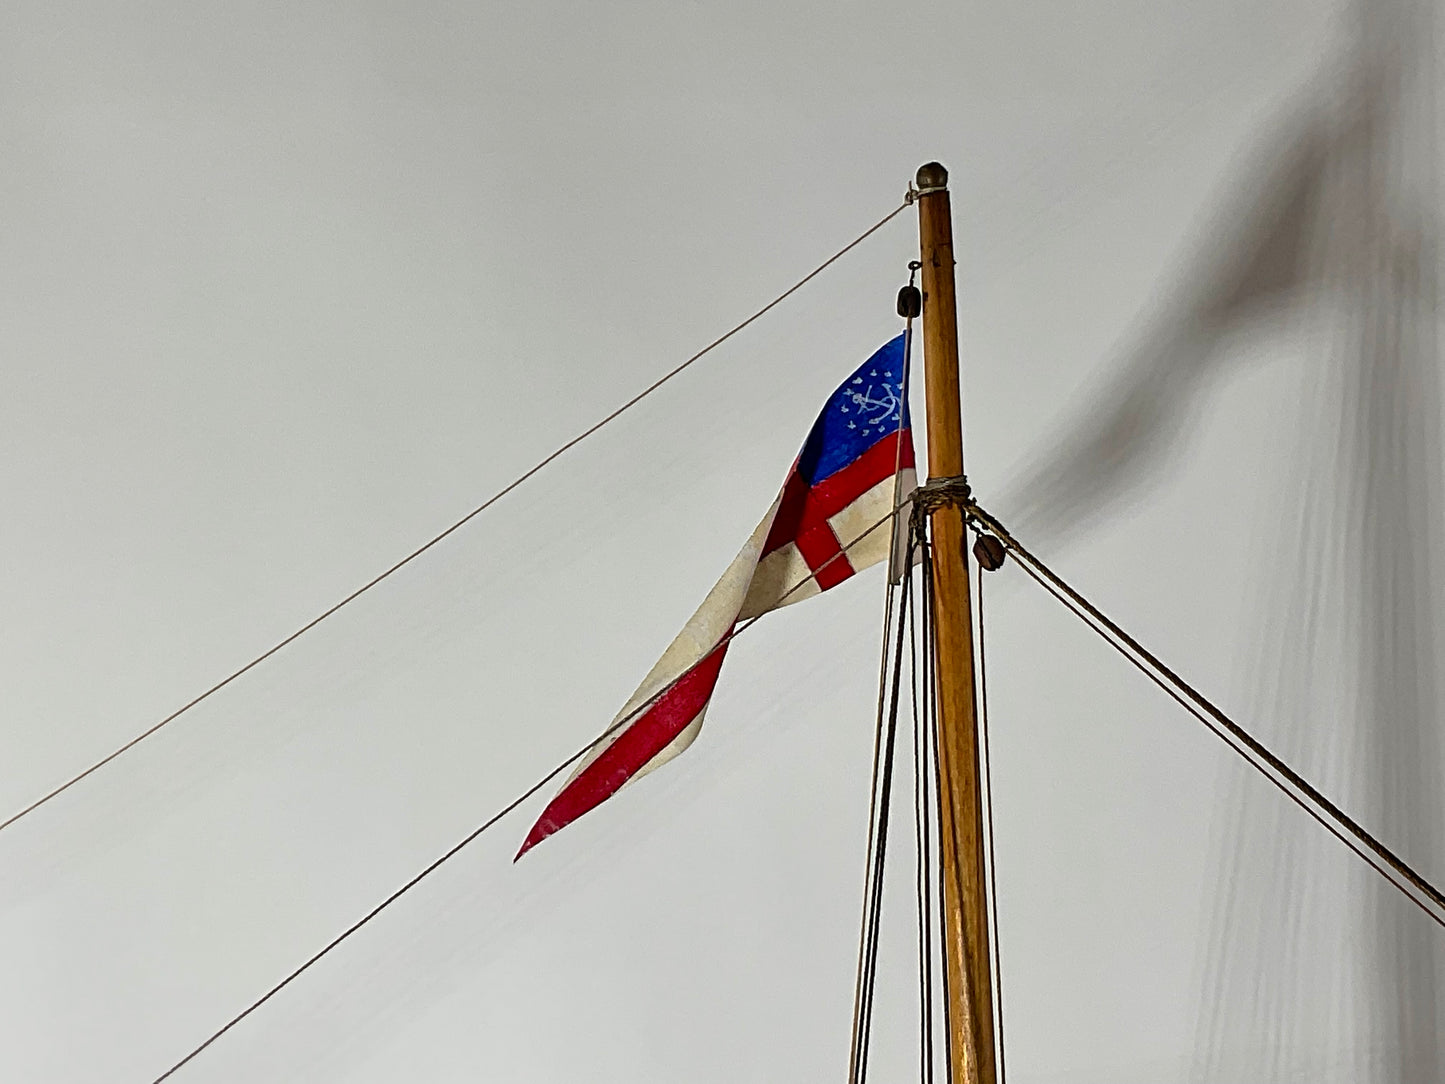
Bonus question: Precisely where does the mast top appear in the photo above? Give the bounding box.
[916,161,949,192]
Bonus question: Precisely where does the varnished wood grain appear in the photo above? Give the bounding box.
[917,165,997,1084]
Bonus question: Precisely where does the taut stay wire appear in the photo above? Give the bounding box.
[0,199,910,839]
[966,500,1445,936]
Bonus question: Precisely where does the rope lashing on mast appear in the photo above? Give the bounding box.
[907,472,1009,572]
[908,474,973,522]
[964,500,1445,935]
[0,199,912,840]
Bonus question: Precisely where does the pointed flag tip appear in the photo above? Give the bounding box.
[514,822,551,862]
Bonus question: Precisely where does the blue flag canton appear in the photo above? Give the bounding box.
[796,334,911,485]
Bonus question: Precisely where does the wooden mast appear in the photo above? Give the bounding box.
[915,161,997,1084]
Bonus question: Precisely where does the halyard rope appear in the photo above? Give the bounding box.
[848,296,918,1084]
[973,557,1007,1083]
[909,573,938,1084]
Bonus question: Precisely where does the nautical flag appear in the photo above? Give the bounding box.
[517,335,916,857]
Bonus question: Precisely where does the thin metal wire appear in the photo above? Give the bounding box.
[974,561,1007,1083]
[853,559,915,1083]
[969,501,1445,935]
[847,587,897,1084]
[149,509,906,1083]
[847,294,918,1084]
[920,536,956,1084]
[909,534,937,1084]
[0,199,912,839]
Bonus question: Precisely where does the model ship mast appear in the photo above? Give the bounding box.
[915,160,998,1084]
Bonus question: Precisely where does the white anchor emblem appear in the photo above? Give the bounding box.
[846,382,902,428]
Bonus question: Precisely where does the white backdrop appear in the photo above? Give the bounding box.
[2,2,1439,1081]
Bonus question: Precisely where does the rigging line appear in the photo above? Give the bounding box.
[854,545,915,1084]
[1005,541,1445,942]
[848,537,902,1084]
[966,502,1445,935]
[921,534,957,1084]
[909,552,936,1084]
[0,199,912,840]
[1009,539,1445,941]
[848,303,918,1084]
[973,560,1007,1084]
[149,507,906,1084]
[852,539,917,1082]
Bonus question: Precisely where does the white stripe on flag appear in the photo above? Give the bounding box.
[829,467,916,579]
[562,497,781,788]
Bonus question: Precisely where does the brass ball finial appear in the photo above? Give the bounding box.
[915,161,949,191]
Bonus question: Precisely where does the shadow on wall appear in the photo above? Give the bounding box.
[1000,31,1429,541]
[1000,6,1445,1079]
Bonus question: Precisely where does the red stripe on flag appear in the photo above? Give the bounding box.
[516,641,731,858]
[762,468,810,558]
[762,430,913,559]
[806,429,914,522]
[795,526,855,590]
